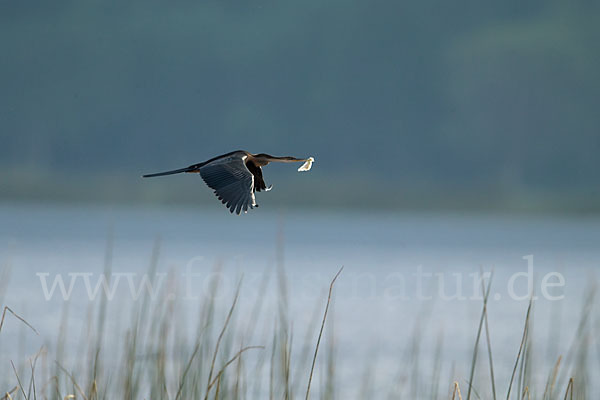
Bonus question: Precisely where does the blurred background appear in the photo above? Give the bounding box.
[2,0,599,212]
[2,1,600,398]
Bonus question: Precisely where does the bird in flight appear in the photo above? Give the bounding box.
[143,150,314,214]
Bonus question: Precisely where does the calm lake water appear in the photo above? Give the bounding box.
[1,203,599,397]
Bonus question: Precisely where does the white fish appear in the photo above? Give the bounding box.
[298,157,315,172]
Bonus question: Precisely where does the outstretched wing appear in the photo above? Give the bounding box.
[199,155,256,214]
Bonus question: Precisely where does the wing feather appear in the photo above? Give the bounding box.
[227,189,244,214]
[199,155,256,214]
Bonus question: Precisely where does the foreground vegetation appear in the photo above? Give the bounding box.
[0,259,595,399]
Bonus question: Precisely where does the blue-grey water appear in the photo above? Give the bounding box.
[1,204,599,397]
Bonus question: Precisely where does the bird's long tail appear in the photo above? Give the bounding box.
[142,166,196,178]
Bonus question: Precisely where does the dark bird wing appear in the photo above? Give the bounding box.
[199,154,256,214]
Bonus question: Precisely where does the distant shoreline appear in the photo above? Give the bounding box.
[1,172,598,215]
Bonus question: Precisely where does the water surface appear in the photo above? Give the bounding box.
[0,204,598,397]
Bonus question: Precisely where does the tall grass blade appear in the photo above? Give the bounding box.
[305,267,343,400]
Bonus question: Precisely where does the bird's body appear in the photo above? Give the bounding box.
[143,150,314,214]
